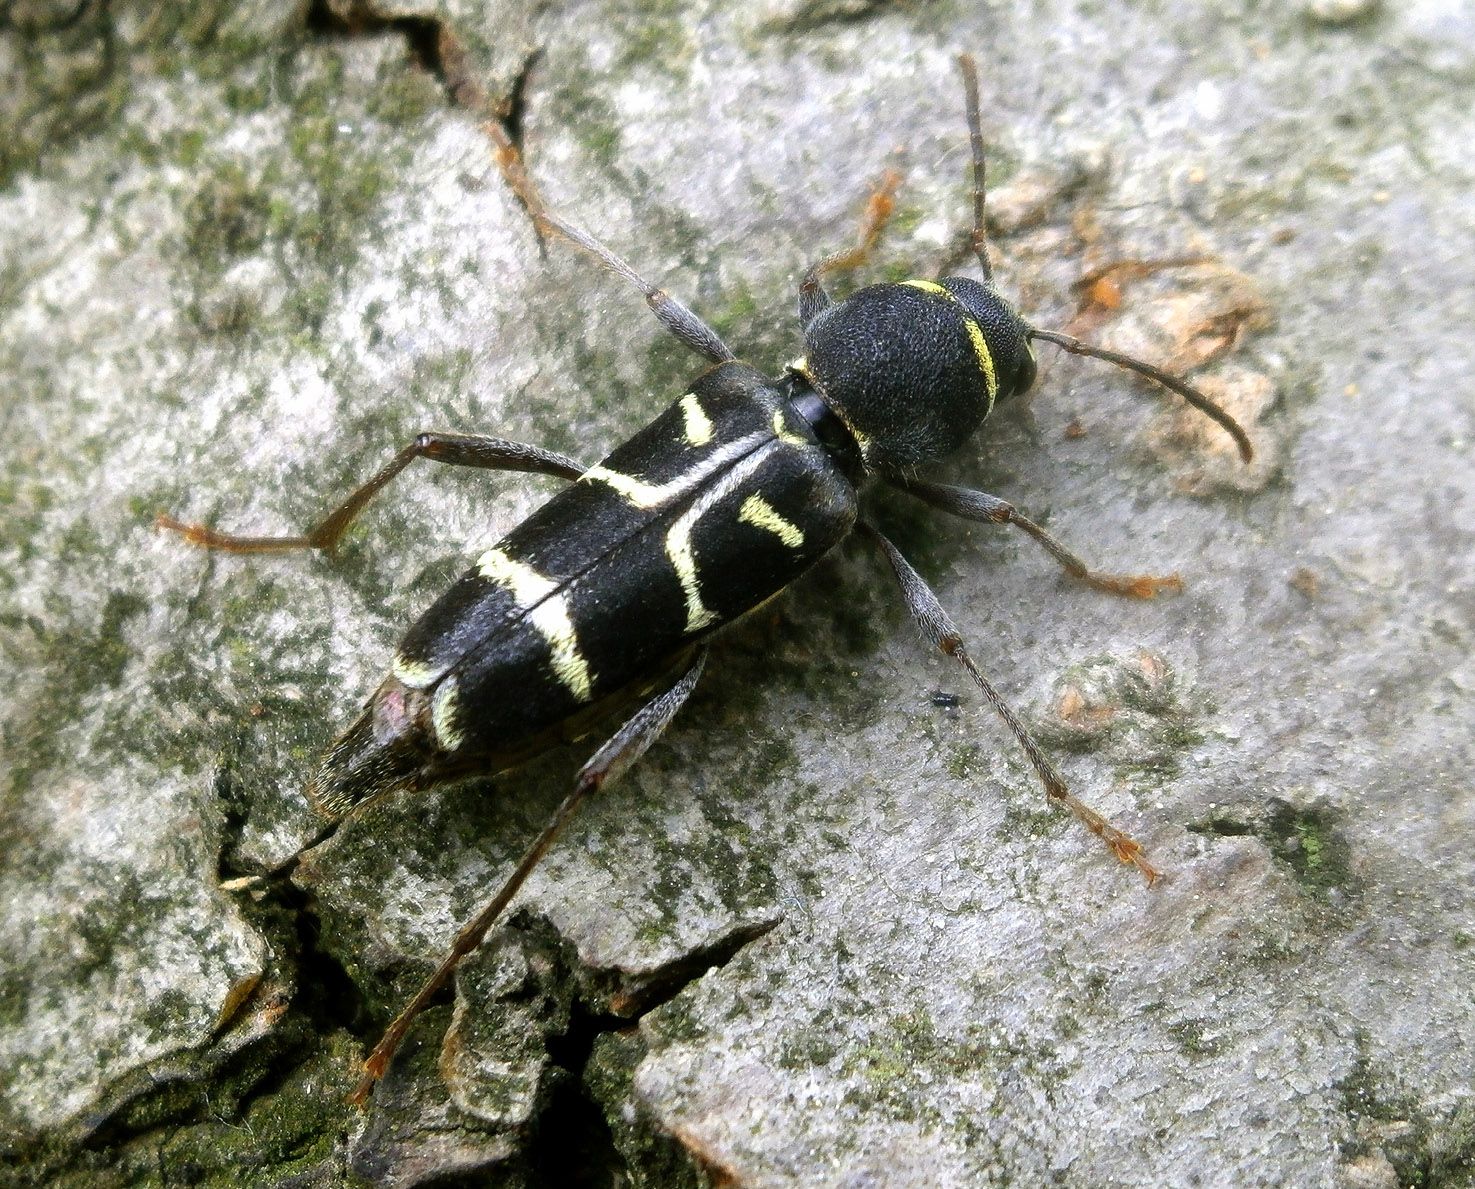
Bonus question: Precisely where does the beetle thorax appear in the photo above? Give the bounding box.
[798,276,1036,470]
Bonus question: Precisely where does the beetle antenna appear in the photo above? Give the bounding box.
[957,53,993,281]
[1028,327,1254,462]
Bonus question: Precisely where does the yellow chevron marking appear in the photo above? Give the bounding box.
[474,548,593,702]
[431,674,466,751]
[738,494,804,548]
[679,393,713,446]
[902,278,998,413]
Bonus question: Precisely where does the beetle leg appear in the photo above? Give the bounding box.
[861,523,1159,884]
[484,120,736,366]
[348,644,710,1106]
[157,433,586,554]
[798,169,902,330]
[890,476,1183,598]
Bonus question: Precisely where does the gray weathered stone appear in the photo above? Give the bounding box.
[2,0,1471,1185]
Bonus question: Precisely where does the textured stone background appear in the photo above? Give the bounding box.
[2,0,1472,1185]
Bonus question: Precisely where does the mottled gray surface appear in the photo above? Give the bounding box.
[2,0,1472,1185]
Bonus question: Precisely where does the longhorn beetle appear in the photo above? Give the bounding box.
[161,56,1253,1104]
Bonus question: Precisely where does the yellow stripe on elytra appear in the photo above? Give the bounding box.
[665,518,717,634]
[392,653,444,690]
[679,393,713,446]
[738,494,804,548]
[474,548,593,702]
[771,408,810,448]
[578,465,664,507]
[431,674,465,750]
[581,431,768,509]
[664,445,777,634]
[529,600,593,703]
[902,278,998,413]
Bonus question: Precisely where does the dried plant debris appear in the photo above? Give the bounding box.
[1074,259,1279,492]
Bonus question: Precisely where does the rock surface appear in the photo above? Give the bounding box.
[2,0,1472,1185]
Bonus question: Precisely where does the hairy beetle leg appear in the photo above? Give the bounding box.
[798,168,903,329]
[348,646,710,1106]
[484,119,736,367]
[863,523,1160,884]
[158,433,586,554]
[893,477,1183,598]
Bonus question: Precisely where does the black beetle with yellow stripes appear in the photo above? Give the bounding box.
[161,55,1252,1102]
